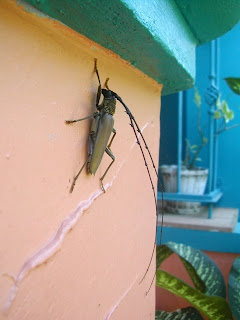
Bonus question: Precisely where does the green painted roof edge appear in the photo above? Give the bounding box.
[175,0,240,44]
[21,0,240,95]
[21,0,196,95]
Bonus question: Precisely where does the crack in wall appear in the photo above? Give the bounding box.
[3,164,123,313]
[104,277,137,320]
[3,121,151,316]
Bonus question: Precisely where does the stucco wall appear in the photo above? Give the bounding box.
[0,2,161,319]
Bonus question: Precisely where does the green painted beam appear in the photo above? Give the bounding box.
[175,0,240,44]
[22,0,196,95]
[22,0,240,95]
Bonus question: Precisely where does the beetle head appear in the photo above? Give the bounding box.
[102,89,114,99]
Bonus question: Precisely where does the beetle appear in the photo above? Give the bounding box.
[66,61,117,193]
[66,59,158,195]
[66,59,163,287]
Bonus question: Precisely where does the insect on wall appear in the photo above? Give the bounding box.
[65,59,163,291]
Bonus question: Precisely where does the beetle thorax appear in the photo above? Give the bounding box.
[101,98,116,116]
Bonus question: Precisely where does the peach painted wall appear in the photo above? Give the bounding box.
[0,1,161,319]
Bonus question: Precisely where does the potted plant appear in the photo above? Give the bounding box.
[155,242,240,320]
[160,83,238,215]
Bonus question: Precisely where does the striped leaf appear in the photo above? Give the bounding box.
[228,255,240,319]
[157,242,225,297]
[156,270,233,320]
[224,78,240,95]
[155,307,203,320]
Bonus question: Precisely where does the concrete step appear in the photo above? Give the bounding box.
[157,206,239,232]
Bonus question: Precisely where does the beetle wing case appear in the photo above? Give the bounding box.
[89,113,114,175]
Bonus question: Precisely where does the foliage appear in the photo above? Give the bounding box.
[228,256,240,319]
[225,77,240,95]
[184,82,240,169]
[213,77,240,135]
[155,242,236,320]
[183,87,208,170]
[155,307,203,320]
[214,98,234,123]
[156,243,225,296]
[157,80,240,319]
[156,270,231,320]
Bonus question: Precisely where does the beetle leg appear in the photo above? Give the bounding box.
[100,147,115,193]
[86,133,95,174]
[107,128,116,150]
[94,59,102,108]
[94,58,101,86]
[65,112,98,124]
[96,85,102,109]
[99,128,116,192]
[68,113,100,193]
[87,114,100,173]
[69,155,90,193]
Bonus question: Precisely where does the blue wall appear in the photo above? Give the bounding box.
[160,93,179,166]
[159,22,240,215]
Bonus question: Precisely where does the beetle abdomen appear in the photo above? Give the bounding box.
[89,113,114,175]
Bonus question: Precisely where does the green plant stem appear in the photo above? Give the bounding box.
[216,123,240,135]
[188,141,207,169]
[188,105,208,169]
[217,119,226,133]
[183,139,191,167]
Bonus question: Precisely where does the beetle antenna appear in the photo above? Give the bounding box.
[114,94,158,177]
[118,97,157,203]
[114,93,165,292]
[132,117,158,176]
[114,93,164,288]
[145,184,164,295]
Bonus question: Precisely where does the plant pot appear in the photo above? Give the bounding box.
[160,165,209,214]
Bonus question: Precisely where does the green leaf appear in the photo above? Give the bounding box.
[215,99,234,123]
[214,110,222,119]
[157,243,226,297]
[222,100,228,112]
[156,270,233,320]
[194,87,201,108]
[156,244,173,268]
[225,78,240,95]
[203,137,208,144]
[190,145,198,149]
[221,100,234,123]
[228,256,240,319]
[225,111,234,122]
[216,96,222,109]
[155,307,204,320]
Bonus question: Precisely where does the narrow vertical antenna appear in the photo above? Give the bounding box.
[114,93,164,289]
[94,64,164,293]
